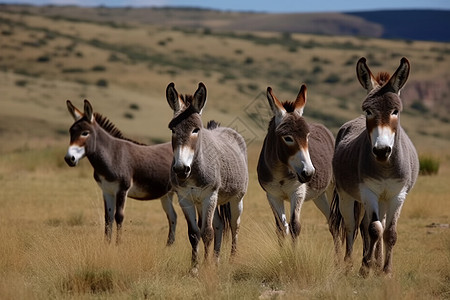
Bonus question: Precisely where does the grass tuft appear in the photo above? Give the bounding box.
[419,154,440,175]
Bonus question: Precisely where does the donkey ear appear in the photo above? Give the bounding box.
[294,84,307,116]
[83,99,94,123]
[267,87,286,122]
[385,57,410,94]
[192,82,207,114]
[166,82,185,114]
[66,100,83,121]
[356,57,379,92]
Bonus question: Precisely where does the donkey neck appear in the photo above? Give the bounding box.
[86,124,125,179]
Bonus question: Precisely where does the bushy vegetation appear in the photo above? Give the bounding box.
[419,154,440,175]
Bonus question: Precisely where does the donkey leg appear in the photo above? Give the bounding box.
[229,198,243,257]
[103,192,116,243]
[160,192,177,246]
[289,186,307,240]
[313,192,330,221]
[201,191,218,262]
[267,193,288,241]
[359,188,382,278]
[383,195,405,275]
[179,197,200,270]
[338,191,358,268]
[114,189,128,245]
[212,207,224,262]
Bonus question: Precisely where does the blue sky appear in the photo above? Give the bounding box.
[2,0,450,13]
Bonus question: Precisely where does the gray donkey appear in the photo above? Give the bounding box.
[257,84,335,241]
[166,82,248,273]
[65,100,176,245]
[330,57,419,277]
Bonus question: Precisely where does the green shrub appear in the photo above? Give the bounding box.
[96,79,108,87]
[129,103,140,110]
[36,55,50,62]
[419,155,440,175]
[15,79,28,87]
[92,65,106,72]
[324,73,341,84]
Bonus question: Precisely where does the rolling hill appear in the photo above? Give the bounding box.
[0,4,449,155]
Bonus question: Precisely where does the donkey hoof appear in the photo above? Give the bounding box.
[359,265,370,278]
[189,267,199,277]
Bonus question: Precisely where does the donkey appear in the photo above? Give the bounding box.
[166,82,248,272]
[257,84,335,241]
[330,57,419,277]
[65,100,177,245]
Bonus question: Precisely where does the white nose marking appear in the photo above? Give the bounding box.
[288,148,315,178]
[372,125,395,150]
[66,145,85,163]
[174,145,195,168]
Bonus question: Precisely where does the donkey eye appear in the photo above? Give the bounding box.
[283,136,294,144]
[392,109,399,116]
[81,131,89,137]
[365,109,373,117]
[192,128,200,134]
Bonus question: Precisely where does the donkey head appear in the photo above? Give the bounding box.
[166,82,207,180]
[65,100,96,167]
[357,57,410,162]
[267,84,315,183]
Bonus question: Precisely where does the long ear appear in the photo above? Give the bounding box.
[356,57,379,92]
[294,84,307,116]
[67,100,83,121]
[166,82,185,114]
[192,82,207,114]
[267,87,286,122]
[83,99,94,123]
[385,57,410,94]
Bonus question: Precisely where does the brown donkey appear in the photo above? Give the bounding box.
[65,100,177,245]
[257,84,335,240]
[166,82,248,273]
[330,57,419,276]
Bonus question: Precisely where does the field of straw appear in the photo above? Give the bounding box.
[0,5,449,299]
[0,143,449,299]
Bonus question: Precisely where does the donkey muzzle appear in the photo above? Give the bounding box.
[64,154,78,167]
[297,169,314,183]
[172,164,191,180]
[372,146,392,161]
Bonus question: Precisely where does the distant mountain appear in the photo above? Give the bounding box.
[347,10,450,42]
[1,5,449,42]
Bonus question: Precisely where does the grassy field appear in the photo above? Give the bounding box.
[0,5,449,299]
[0,143,449,299]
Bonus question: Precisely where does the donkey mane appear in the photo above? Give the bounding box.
[375,72,391,86]
[94,113,146,145]
[281,101,297,113]
[168,94,199,130]
[206,120,220,130]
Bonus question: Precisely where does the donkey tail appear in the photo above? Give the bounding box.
[329,188,362,244]
[329,188,345,244]
[218,203,232,238]
[207,120,220,130]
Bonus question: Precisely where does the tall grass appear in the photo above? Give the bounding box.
[0,149,449,299]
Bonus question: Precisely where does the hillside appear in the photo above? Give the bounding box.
[348,10,450,42]
[0,5,449,155]
[2,5,449,42]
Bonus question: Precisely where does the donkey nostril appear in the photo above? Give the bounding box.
[373,146,391,159]
[71,156,76,162]
[185,166,191,174]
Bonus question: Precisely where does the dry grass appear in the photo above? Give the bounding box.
[0,144,449,299]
